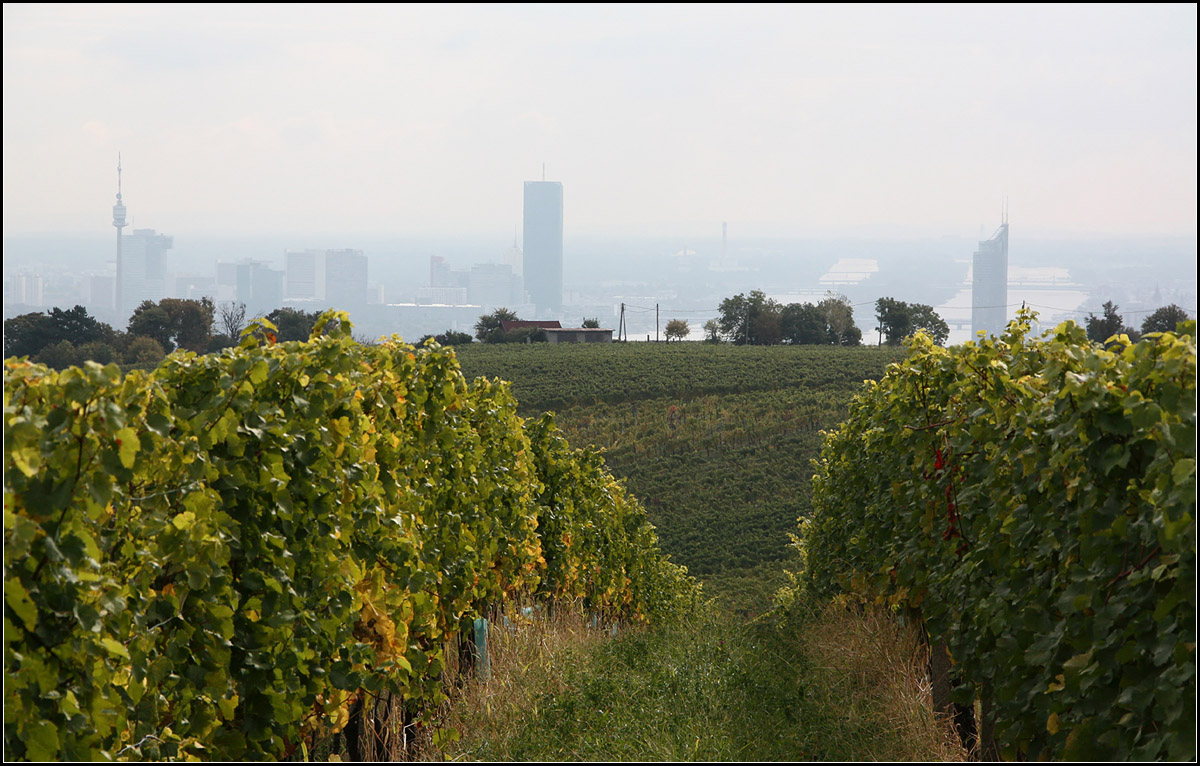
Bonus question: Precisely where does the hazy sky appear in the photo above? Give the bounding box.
[3,3,1196,240]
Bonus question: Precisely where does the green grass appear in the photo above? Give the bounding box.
[421,601,966,762]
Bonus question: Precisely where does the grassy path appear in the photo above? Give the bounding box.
[420,596,966,761]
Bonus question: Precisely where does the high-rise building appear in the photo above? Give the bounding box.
[522,180,563,315]
[6,272,44,307]
[469,263,521,309]
[430,255,453,288]
[119,228,173,319]
[215,259,284,316]
[88,273,116,312]
[971,219,1009,339]
[286,249,326,301]
[284,248,367,312]
[324,249,368,312]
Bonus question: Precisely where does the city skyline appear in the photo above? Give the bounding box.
[3,4,1196,240]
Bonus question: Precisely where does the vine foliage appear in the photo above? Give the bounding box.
[801,310,1195,760]
[4,311,698,761]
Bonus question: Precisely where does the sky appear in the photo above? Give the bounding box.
[3,3,1197,240]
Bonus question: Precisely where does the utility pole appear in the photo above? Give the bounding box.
[656,303,659,342]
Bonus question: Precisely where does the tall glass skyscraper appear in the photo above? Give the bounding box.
[971,221,1009,339]
[522,180,563,315]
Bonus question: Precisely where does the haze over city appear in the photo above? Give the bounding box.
[4,3,1196,239]
[3,3,1197,345]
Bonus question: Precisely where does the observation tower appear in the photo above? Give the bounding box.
[113,155,128,318]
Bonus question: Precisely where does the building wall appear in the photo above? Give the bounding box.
[545,329,612,344]
[522,181,563,315]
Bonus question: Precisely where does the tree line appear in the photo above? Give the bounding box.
[1085,301,1191,344]
[3,300,325,369]
[700,290,948,347]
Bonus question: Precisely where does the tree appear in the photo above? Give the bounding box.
[581,317,601,329]
[874,297,911,346]
[217,300,248,342]
[1086,301,1138,344]
[664,318,689,342]
[780,302,830,345]
[703,319,721,343]
[34,339,81,369]
[3,312,54,358]
[77,341,118,365]
[1141,304,1191,335]
[908,303,950,346]
[4,305,113,359]
[419,329,473,346]
[265,307,322,342]
[874,298,949,346]
[717,290,781,345]
[819,292,861,346]
[474,307,519,341]
[127,301,177,352]
[159,297,215,352]
[123,336,166,366]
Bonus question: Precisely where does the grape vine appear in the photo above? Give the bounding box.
[4,310,698,761]
[801,311,1195,760]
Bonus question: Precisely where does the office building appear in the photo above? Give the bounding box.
[469,263,522,309]
[214,259,283,316]
[119,228,173,318]
[284,248,367,312]
[522,180,563,315]
[430,255,453,288]
[324,249,368,311]
[972,219,1009,339]
[6,272,44,307]
[285,250,325,301]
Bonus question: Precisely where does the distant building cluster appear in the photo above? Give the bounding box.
[3,163,586,344]
[413,177,566,319]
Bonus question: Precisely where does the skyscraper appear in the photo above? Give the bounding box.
[522,180,563,315]
[324,249,368,312]
[285,249,326,301]
[119,229,173,319]
[971,218,1009,339]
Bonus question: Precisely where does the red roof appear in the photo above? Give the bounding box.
[500,320,562,331]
